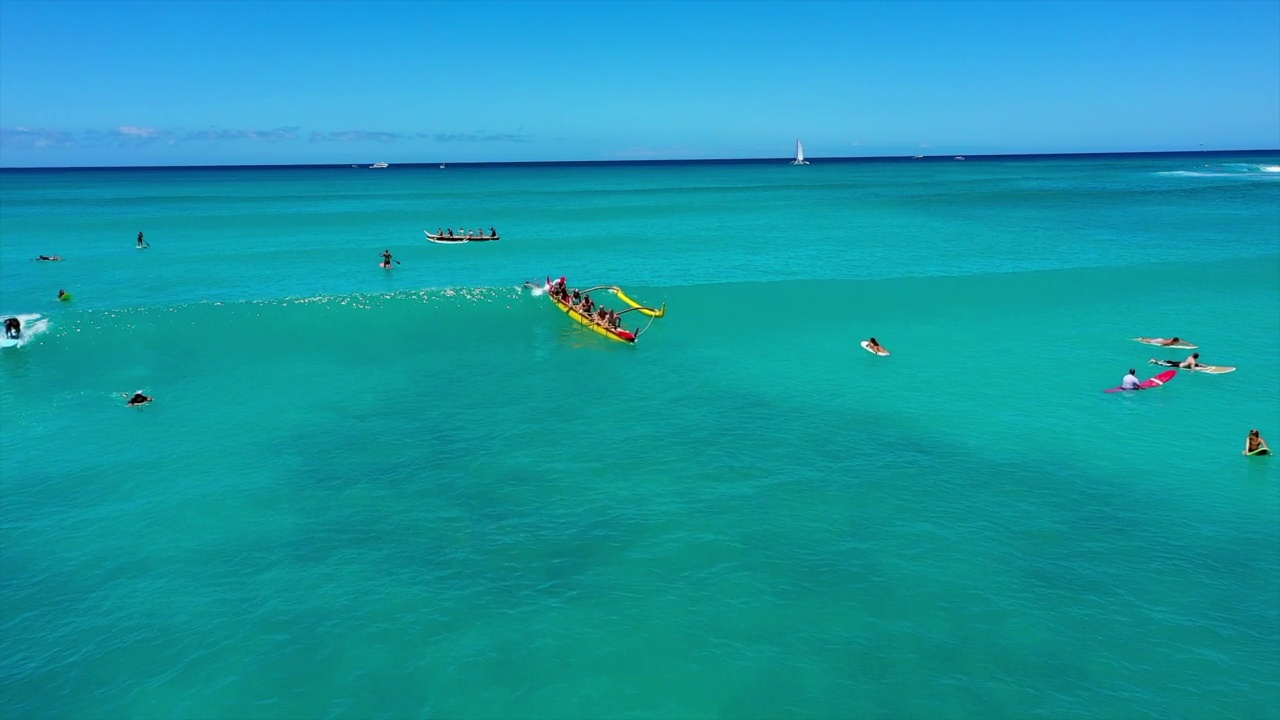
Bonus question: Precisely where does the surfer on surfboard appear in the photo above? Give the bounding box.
[1121,369,1142,390]
[863,337,889,355]
[1105,369,1176,393]
[137,231,149,249]
[1135,336,1196,348]
[3,317,20,340]
[1149,353,1201,370]
[125,390,153,406]
[1244,429,1271,456]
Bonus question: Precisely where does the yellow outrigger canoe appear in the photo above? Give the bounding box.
[546,281,665,344]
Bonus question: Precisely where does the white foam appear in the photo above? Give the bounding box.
[1156,163,1280,178]
[0,313,50,348]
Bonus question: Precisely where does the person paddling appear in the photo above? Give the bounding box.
[381,250,399,268]
[137,231,148,249]
[1150,352,1200,370]
[125,390,153,406]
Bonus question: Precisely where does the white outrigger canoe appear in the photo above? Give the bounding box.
[424,231,500,244]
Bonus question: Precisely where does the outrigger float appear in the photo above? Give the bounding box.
[545,278,665,344]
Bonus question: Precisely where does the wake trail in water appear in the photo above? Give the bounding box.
[1156,163,1280,178]
[0,313,51,348]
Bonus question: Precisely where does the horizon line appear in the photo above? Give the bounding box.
[1,148,1276,171]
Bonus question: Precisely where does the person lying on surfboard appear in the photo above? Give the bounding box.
[1136,335,1192,348]
[36,254,62,261]
[1149,352,1200,370]
[865,338,888,355]
[1244,429,1270,456]
[125,391,153,406]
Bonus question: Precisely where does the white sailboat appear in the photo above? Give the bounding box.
[790,139,809,165]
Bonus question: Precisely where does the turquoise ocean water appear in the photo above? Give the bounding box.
[2,154,1279,719]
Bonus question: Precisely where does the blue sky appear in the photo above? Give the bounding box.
[0,0,1277,167]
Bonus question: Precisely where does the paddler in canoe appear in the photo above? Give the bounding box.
[549,278,639,339]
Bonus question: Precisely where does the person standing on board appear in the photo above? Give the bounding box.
[137,231,148,249]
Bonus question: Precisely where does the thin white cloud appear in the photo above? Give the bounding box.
[431,132,533,143]
[0,127,76,148]
[185,127,301,142]
[0,125,535,149]
[116,126,167,139]
[310,130,403,143]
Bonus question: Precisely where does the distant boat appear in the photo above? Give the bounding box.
[370,161,389,169]
[439,164,446,169]
[790,139,809,165]
[425,230,499,243]
[954,156,965,161]
[912,155,925,159]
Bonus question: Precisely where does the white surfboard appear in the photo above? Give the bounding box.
[860,340,890,356]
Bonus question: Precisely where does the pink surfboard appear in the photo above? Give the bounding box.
[1104,369,1177,393]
